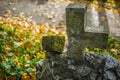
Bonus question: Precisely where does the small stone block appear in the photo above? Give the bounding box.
[42,36,65,52]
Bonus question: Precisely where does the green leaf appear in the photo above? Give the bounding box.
[26,68,34,76]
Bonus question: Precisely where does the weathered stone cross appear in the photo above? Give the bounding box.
[66,3,109,59]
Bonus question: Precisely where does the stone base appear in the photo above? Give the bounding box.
[36,53,120,80]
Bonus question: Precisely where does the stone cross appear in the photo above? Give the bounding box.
[66,3,109,59]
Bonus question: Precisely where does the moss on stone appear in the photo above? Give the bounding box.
[66,3,87,58]
[42,36,65,53]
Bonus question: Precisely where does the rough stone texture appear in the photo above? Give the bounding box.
[37,35,118,80]
[66,3,108,59]
[37,53,75,80]
[85,32,108,48]
[83,52,106,70]
[66,3,87,58]
[103,54,119,70]
[104,71,116,80]
[42,36,65,53]
[36,53,120,80]
[116,64,120,78]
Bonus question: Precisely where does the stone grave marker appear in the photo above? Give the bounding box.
[66,3,109,59]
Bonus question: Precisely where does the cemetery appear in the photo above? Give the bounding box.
[0,0,120,80]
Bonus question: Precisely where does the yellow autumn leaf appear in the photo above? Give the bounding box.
[113,9,119,14]
[85,48,89,52]
[104,49,108,53]
[36,52,46,59]
[95,6,99,11]
[17,62,22,68]
[39,26,45,33]
[94,48,100,51]
[26,54,31,59]
[22,72,28,76]
[14,56,19,62]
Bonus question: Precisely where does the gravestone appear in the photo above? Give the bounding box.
[66,3,109,59]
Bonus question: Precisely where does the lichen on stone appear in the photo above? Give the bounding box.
[42,36,65,53]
